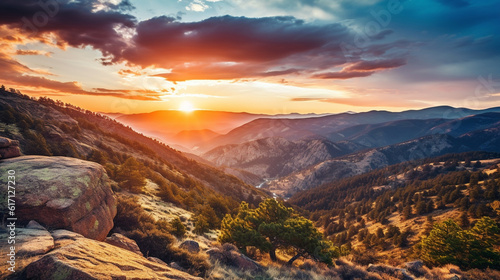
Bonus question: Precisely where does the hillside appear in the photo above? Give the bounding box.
[253,115,500,197]
[289,152,500,266]
[0,90,264,202]
[202,137,362,181]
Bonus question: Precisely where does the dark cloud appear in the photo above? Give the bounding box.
[0,0,410,86]
[114,15,406,81]
[0,0,136,57]
[311,71,375,80]
[345,57,407,71]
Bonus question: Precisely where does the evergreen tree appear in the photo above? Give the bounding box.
[219,199,339,265]
[170,217,186,238]
[421,217,500,269]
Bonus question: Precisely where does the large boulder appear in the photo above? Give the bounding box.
[23,236,202,280]
[0,156,117,241]
[0,136,21,159]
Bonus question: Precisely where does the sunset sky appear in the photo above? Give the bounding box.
[0,0,499,114]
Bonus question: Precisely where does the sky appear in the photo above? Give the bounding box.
[0,0,499,114]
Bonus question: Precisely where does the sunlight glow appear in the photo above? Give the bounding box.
[178,100,195,112]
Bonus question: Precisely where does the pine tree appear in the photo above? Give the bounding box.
[170,217,186,238]
[459,212,470,229]
[219,199,339,265]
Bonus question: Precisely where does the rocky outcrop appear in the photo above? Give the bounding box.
[0,156,117,241]
[105,233,142,255]
[180,240,200,254]
[0,224,201,280]
[24,236,202,280]
[0,136,21,159]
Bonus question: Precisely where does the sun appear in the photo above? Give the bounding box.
[178,100,195,113]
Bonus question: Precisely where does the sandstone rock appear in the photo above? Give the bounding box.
[0,136,20,159]
[16,227,54,256]
[105,233,142,255]
[0,156,117,241]
[180,240,200,254]
[24,237,202,280]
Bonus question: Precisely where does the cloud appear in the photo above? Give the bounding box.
[0,0,136,58]
[311,71,375,79]
[112,15,407,81]
[0,52,161,101]
[15,50,52,56]
[0,1,410,84]
[345,57,407,71]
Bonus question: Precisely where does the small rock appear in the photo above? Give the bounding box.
[16,228,54,256]
[405,260,425,277]
[170,262,185,271]
[179,240,200,254]
[368,264,415,280]
[0,136,12,148]
[51,230,84,241]
[207,244,262,272]
[26,220,47,231]
[105,233,142,256]
[0,137,21,159]
[148,257,168,266]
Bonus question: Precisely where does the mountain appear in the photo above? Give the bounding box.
[264,122,500,198]
[196,106,500,153]
[171,129,221,150]
[202,137,363,181]
[200,112,500,190]
[0,90,265,205]
[115,110,331,152]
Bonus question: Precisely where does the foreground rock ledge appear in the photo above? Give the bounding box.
[0,156,117,241]
[24,237,202,280]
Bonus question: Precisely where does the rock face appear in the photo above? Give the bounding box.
[0,136,21,159]
[105,233,142,255]
[0,225,201,280]
[24,236,202,280]
[180,240,200,254]
[0,156,117,241]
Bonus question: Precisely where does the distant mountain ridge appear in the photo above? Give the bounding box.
[195,106,500,153]
[201,111,500,197]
